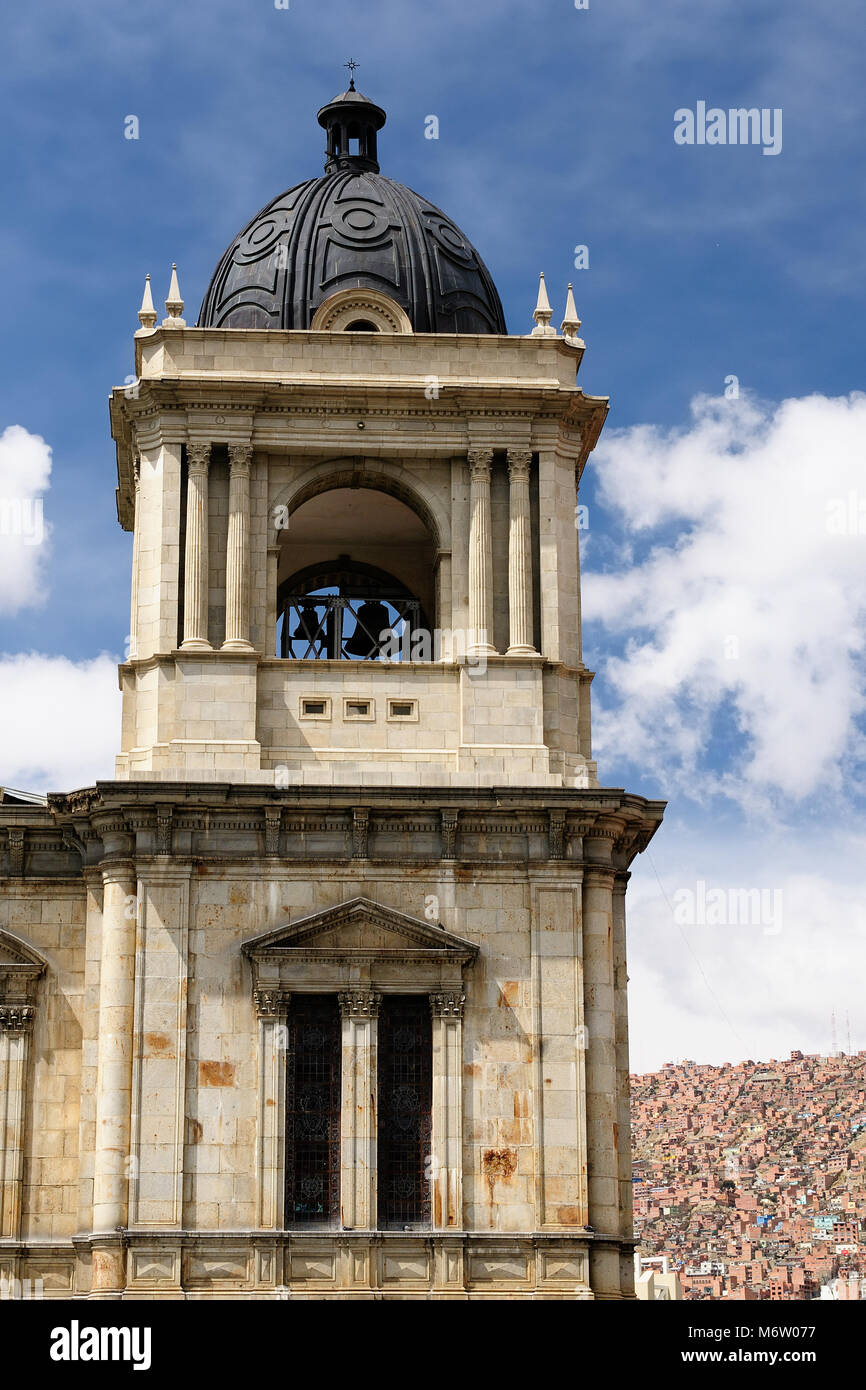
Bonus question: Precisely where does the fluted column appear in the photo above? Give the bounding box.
[0,1008,36,1239]
[223,443,254,651]
[127,457,141,660]
[339,990,380,1230]
[430,991,465,1230]
[582,858,620,1297]
[181,442,211,650]
[255,989,290,1229]
[467,448,496,654]
[92,858,137,1292]
[506,448,537,654]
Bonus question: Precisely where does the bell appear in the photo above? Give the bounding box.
[291,602,323,643]
[343,601,391,658]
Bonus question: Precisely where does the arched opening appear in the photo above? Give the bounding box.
[276,487,435,660]
[344,320,379,332]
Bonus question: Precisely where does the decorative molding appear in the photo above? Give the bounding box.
[440,809,459,860]
[310,289,413,335]
[338,991,382,1019]
[548,810,566,860]
[263,809,282,858]
[7,829,24,877]
[352,808,369,860]
[155,805,173,856]
[429,992,465,1019]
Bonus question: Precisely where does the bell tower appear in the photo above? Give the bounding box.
[82,83,666,1299]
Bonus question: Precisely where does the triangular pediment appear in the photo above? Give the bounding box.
[242,896,478,961]
[0,929,47,973]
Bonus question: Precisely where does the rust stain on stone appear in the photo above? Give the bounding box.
[613,1122,619,1153]
[482,1148,517,1209]
[199,1060,235,1087]
[498,981,519,1008]
[144,1032,173,1056]
[188,1119,203,1144]
[557,1206,582,1225]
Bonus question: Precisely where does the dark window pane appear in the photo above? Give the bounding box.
[377,995,432,1228]
[286,996,341,1226]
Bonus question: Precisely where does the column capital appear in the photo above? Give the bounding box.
[0,1005,35,1034]
[186,442,212,474]
[339,991,382,1020]
[430,991,465,1019]
[228,442,253,474]
[506,448,532,479]
[467,447,494,479]
[254,988,291,1020]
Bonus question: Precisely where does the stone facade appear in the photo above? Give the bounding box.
[0,119,664,1298]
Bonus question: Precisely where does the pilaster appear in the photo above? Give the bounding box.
[338,991,380,1231]
[181,443,212,650]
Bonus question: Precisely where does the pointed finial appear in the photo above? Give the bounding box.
[136,273,157,332]
[345,59,359,91]
[531,271,556,337]
[162,264,186,329]
[561,282,582,341]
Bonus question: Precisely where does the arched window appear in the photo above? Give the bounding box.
[277,557,428,661]
[275,487,436,660]
[344,320,379,332]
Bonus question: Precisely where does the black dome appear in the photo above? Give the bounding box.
[197,88,506,335]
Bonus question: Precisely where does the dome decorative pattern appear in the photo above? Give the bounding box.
[197,87,506,334]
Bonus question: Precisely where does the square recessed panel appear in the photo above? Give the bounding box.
[343,698,375,721]
[300,697,332,720]
[387,699,418,722]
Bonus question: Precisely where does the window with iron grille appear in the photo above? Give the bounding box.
[377,995,432,1228]
[276,559,428,661]
[285,995,341,1226]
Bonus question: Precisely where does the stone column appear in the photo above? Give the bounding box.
[339,990,380,1230]
[223,443,254,651]
[255,989,290,1230]
[127,457,141,660]
[506,449,537,654]
[181,442,212,650]
[582,858,620,1297]
[91,859,138,1292]
[612,869,635,1296]
[430,991,465,1230]
[467,449,496,654]
[0,1007,35,1239]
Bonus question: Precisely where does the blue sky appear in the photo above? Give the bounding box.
[1,0,864,1068]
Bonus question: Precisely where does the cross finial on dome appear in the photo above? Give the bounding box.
[345,59,359,91]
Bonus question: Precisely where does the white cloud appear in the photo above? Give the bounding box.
[0,653,120,794]
[0,425,52,615]
[627,821,866,1072]
[584,391,866,806]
